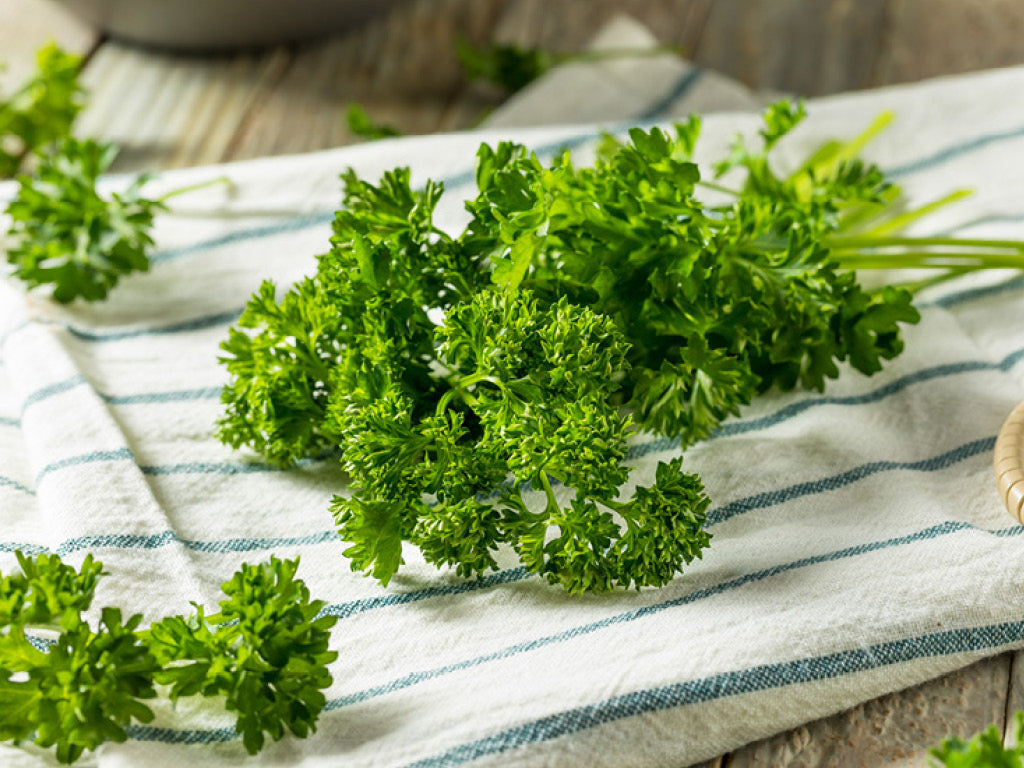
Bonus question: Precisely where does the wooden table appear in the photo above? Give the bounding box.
[4,0,1024,764]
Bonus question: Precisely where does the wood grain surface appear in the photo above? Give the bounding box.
[4,0,1024,765]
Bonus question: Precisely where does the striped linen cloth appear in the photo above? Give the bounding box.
[4,47,1024,768]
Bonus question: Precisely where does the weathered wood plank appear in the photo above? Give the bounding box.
[226,0,514,160]
[692,0,890,96]
[872,0,1024,88]
[726,654,1011,767]
[73,43,292,170]
[1003,650,1024,746]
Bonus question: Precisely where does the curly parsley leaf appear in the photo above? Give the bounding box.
[345,102,403,141]
[148,557,337,755]
[4,138,165,303]
[455,37,552,93]
[323,286,712,594]
[0,551,336,763]
[0,552,159,764]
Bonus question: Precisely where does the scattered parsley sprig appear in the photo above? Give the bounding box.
[0,551,337,763]
[4,138,165,303]
[0,43,84,179]
[2,46,233,304]
[3,138,231,303]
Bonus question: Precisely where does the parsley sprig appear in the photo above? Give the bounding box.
[3,138,231,303]
[4,138,165,303]
[0,551,337,763]
[0,43,84,179]
[217,102,1024,593]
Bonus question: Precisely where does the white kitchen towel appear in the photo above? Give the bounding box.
[3,32,1024,768]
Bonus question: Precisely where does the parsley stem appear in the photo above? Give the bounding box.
[435,373,503,414]
[830,235,1024,252]
[698,181,742,197]
[157,175,234,203]
[889,268,973,294]
[538,471,559,516]
[851,189,974,237]
[836,251,1024,269]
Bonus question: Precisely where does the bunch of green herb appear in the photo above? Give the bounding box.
[217,101,1024,594]
[0,43,84,179]
[0,550,336,763]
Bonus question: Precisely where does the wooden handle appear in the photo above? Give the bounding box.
[994,400,1024,524]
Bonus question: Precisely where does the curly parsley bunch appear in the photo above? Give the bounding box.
[0,551,336,764]
[217,102,946,593]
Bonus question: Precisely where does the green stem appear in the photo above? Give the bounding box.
[158,175,234,203]
[830,235,1024,252]
[854,189,973,237]
[835,251,1024,270]
[538,472,560,517]
[790,110,894,183]
[435,372,504,415]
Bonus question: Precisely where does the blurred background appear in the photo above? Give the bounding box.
[3,0,1024,171]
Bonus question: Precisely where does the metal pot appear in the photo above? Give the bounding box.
[52,0,400,51]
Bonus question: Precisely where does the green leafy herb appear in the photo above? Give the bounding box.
[0,42,84,178]
[217,101,1024,593]
[346,102,403,141]
[148,557,337,755]
[455,37,688,94]
[930,711,1024,767]
[4,138,164,303]
[455,38,553,93]
[0,552,156,765]
[4,138,228,303]
[0,551,336,763]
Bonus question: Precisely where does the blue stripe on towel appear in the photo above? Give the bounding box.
[21,375,87,415]
[888,123,1024,178]
[0,473,34,496]
[149,212,335,265]
[64,309,243,342]
[120,521,1024,749]
[707,435,995,526]
[637,68,704,122]
[35,448,135,484]
[403,617,1024,768]
[100,386,223,405]
[0,529,339,557]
